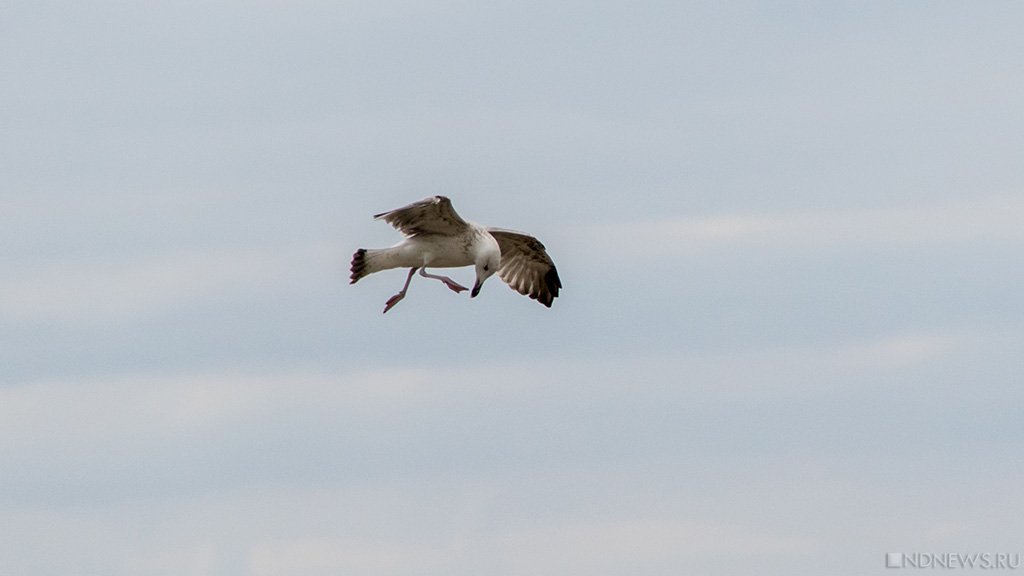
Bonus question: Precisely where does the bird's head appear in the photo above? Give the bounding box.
[471,245,501,298]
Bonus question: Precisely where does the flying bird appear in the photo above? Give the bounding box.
[350,196,561,313]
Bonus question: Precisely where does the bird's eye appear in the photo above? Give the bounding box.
[483,265,489,272]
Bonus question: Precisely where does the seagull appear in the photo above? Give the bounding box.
[350,195,561,313]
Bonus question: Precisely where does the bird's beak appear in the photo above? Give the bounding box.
[471,280,482,298]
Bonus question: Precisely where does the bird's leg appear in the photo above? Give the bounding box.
[383,267,418,313]
[419,268,468,293]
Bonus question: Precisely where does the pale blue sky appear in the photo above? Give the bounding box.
[3,1,1024,575]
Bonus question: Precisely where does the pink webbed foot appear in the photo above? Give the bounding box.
[442,279,468,293]
[419,268,468,293]
[382,292,406,314]
[382,267,418,313]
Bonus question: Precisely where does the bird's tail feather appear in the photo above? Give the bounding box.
[349,248,385,284]
[350,249,369,283]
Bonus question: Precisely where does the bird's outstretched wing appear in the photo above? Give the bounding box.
[487,228,561,307]
[374,195,469,237]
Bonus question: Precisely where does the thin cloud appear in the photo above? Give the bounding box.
[489,518,813,572]
[0,363,546,454]
[579,196,1024,257]
[0,329,974,455]
[0,243,335,324]
[249,537,450,576]
[249,518,812,576]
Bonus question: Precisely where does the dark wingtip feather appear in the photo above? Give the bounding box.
[544,266,561,306]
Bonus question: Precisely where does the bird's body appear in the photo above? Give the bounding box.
[352,226,496,274]
[350,196,560,313]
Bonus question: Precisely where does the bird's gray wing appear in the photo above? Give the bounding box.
[373,195,470,237]
[487,228,562,307]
